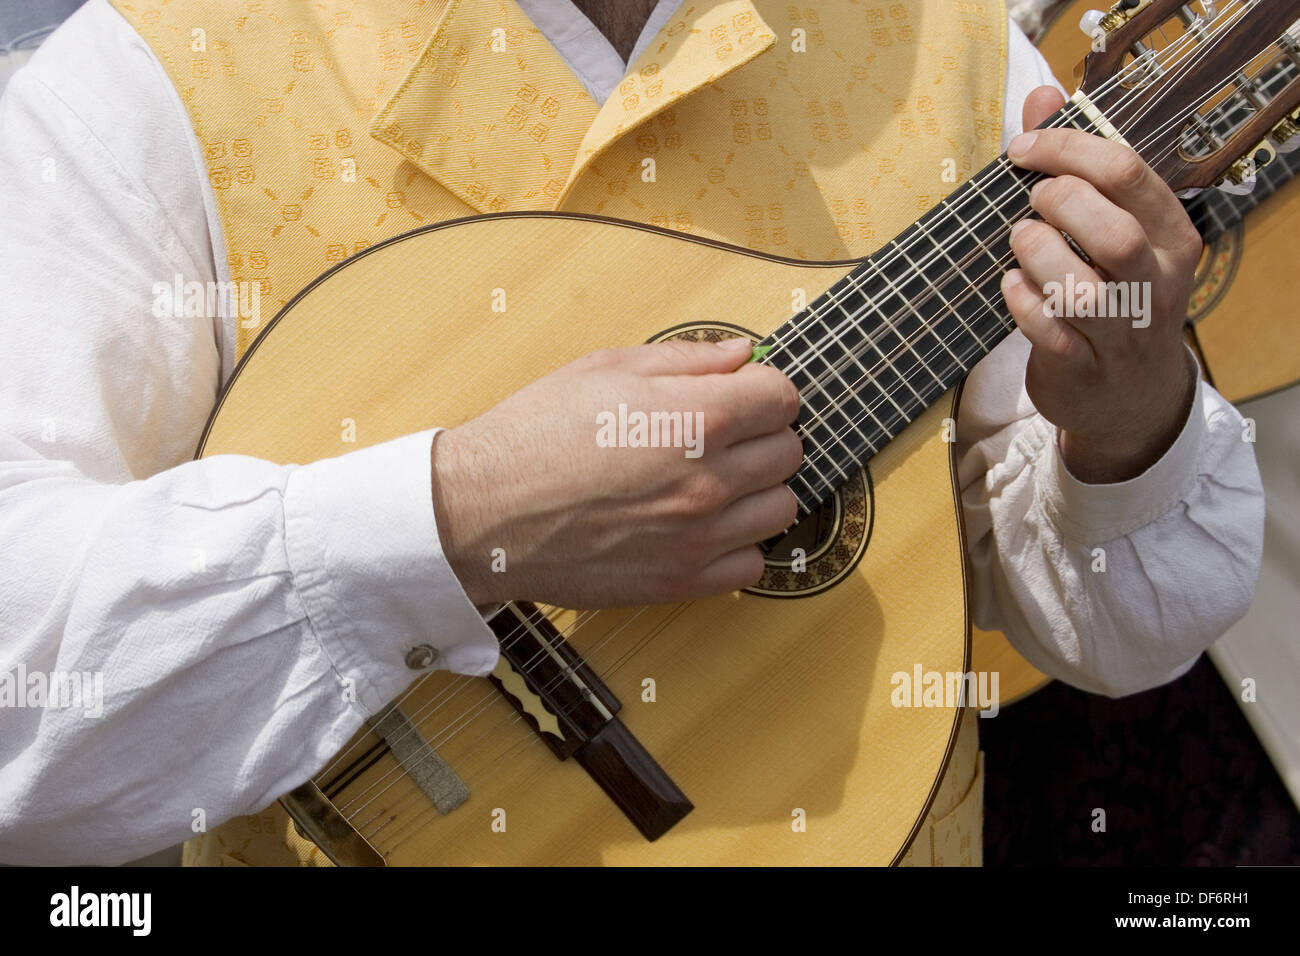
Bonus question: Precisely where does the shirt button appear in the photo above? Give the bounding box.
[405,644,439,670]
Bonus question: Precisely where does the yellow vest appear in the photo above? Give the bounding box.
[108,0,1007,865]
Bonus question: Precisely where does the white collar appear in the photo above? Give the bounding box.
[514,0,686,104]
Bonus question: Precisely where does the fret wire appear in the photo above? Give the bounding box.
[878,260,968,374]
[938,214,1000,351]
[818,281,916,422]
[967,176,1016,229]
[803,374,952,503]
[799,430,849,484]
[789,469,819,499]
[880,252,975,382]
[787,470,820,516]
[794,171,1026,474]
[769,61,1300,510]
[774,327,857,486]
[908,217,997,368]
[799,298,886,457]
[850,261,947,397]
[1204,192,1229,238]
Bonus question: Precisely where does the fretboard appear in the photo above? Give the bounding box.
[757,116,1063,515]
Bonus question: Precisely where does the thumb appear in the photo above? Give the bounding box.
[1022,84,1066,135]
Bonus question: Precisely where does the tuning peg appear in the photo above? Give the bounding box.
[1216,180,1258,197]
[1270,117,1300,154]
[1078,10,1106,38]
[1099,0,1147,33]
[1218,146,1274,195]
[1218,179,1257,197]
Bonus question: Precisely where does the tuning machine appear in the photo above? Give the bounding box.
[1096,0,1151,34]
[1218,143,1276,196]
[1270,116,1300,155]
[1082,2,1220,46]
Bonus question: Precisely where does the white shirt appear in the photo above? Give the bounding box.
[0,0,1264,865]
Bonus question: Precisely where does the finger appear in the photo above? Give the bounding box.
[718,428,804,501]
[1028,175,1158,280]
[1021,84,1066,133]
[1009,219,1117,344]
[708,362,802,444]
[692,545,767,596]
[1006,128,1178,243]
[587,337,756,377]
[1001,268,1091,366]
[709,484,801,554]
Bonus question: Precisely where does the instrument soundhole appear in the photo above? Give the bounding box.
[650,321,874,599]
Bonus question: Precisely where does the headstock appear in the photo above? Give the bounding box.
[1071,0,1300,193]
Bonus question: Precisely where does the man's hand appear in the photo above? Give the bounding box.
[1001,86,1202,483]
[431,338,802,609]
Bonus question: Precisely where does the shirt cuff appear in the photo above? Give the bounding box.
[283,428,500,713]
[1035,346,1206,544]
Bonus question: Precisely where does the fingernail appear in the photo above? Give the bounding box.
[1002,270,1023,290]
[1011,220,1031,240]
[1008,132,1037,162]
[717,337,753,351]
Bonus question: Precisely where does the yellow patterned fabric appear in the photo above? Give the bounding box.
[108,0,1007,866]
[898,708,984,867]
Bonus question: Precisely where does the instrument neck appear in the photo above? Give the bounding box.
[760,107,1089,515]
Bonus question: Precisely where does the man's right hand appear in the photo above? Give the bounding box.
[430,338,803,609]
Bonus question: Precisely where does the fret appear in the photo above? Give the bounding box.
[889,222,972,372]
[966,175,1016,229]
[774,323,858,485]
[849,261,945,399]
[766,314,894,491]
[788,470,822,515]
[803,276,914,424]
[914,216,997,353]
[760,68,1300,517]
[844,259,950,425]
[800,298,887,458]
[1190,141,1300,242]
[923,167,1030,346]
[1241,181,1262,213]
[1200,191,1231,241]
[938,168,1025,271]
[789,301,895,425]
[799,432,847,485]
[914,214,1011,340]
[851,235,991,417]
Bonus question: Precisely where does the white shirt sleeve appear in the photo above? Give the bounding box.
[956,19,1266,697]
[0,0,497,866]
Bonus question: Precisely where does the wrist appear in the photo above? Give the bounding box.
[1059,347,1197,484]
[431,428,498,606]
